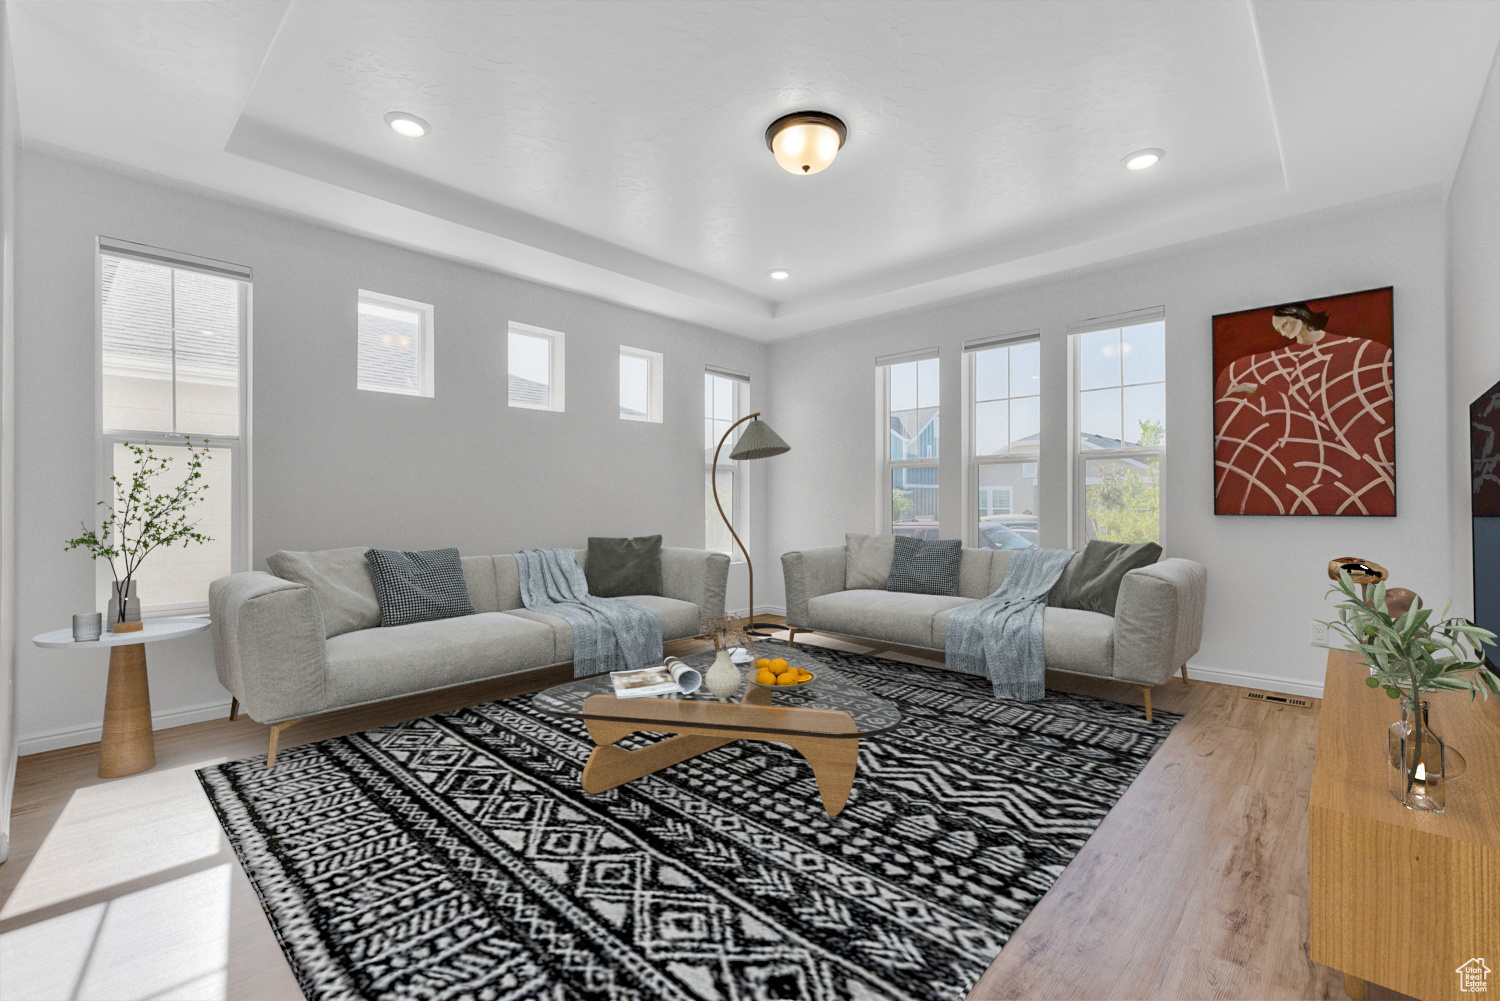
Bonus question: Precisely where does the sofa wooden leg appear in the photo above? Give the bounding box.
[229,697,239,722]
[1136,685,1154,723]
[266,719,302,769]
[1180,664,1189,683]
[786,628,798,646]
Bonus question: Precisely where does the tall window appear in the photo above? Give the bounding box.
[508,322,565,411]
[620,345,664,422]
[99,240,250,613]
[968,336,1040,550]
[1073,315,1166,544]
[357,290,434,397]
[883,353,940,537]
[704,370,747,557]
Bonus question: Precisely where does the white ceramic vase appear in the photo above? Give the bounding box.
[704,649,741,699]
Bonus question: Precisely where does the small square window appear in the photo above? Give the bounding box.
[357,290,434,397]
[620,346,664,422]
[508,322,566,411]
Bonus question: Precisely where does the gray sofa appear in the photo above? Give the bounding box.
[780,540,1206,719]
[210,546,729,763]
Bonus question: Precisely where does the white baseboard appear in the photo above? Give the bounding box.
[19,698,234,756]
[730,605,787,619]
[1184,663,1324,699]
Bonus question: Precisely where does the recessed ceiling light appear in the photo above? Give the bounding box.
[769,269,791,280]
[384,111,429,138]
[765,111,846,175]
[1123,148,1164,171]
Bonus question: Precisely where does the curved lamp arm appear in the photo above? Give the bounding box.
[711,412,768,633]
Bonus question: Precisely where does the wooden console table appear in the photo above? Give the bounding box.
[1311,649,1500,1001]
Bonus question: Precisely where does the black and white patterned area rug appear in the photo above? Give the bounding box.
[199,642,1180,1001]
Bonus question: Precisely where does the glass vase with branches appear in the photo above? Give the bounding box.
[65,437,215,623]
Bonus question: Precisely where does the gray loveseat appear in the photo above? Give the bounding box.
[781,539,1206,719]
[210,546,729,763]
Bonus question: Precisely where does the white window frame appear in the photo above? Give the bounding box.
[619,345,664,423]
[705,369,749,562]
[508,321,566,412]
[877,348,940,535]
[963,333,1041,549]
[356,289,435,398]
[1068,308,1166,546]
[96,238,252,618]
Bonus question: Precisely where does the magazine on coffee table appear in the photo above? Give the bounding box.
[609,656,702,699]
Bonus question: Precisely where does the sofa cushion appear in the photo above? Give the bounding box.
[324,611,557,707]
[585,535,663,597]
[887,536,962,596]
[930,604,1116,677]
[1050,540,1163,616]
[808,589,971,649]
[509,594,699,662]
[366,547,477,626]
[462,555,501,613]
[957,549,995,599]
[845,533,895,590]
[266,547,380,638]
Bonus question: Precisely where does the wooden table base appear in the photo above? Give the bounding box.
[579,693,862,816]
[99,640,155,778]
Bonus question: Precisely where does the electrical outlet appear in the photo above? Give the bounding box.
[1310,620,1330,647]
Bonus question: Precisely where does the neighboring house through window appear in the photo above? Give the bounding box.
[1071,310,1166,544]
[620,345,664,422]
[508,321,565,411]
[967,334,1040,550]
[99,238,250,614]
[881,350,940,537]
[357,290,434,397]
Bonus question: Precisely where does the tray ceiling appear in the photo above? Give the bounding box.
[8,0,1500,340]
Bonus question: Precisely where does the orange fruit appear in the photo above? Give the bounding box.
[771,658,790,674]
[776,672,799,685]
[755,670,776,686]
[797,671,812,682]
[755,658,771,671]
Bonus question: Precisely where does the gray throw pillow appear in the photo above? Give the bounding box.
[266,547,381,638]
[364,548,476,627]
[585,536,663,597]
[845,533,895,590]
[1049,540,1163,616]
[886,536,962,596]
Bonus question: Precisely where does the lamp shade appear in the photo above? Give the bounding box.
[729,418,790,460]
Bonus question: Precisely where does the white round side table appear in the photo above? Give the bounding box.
[33,617,212,777]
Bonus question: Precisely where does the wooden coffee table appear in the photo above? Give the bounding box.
[534,653,899,816]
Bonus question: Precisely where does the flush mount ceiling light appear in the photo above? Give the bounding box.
[769,269,791,280]
[384,111,430,138]
[1122,148,1164,171]
[765,111,846,175]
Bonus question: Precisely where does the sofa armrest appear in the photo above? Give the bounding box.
[209,571,331,723]
[780,546,848,629]
[660,547,730,624]
[1111,558,1208,686]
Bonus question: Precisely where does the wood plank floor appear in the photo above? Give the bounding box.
[0,625,1406,1000]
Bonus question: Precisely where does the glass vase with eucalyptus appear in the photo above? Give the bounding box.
[1324,571,1496,814]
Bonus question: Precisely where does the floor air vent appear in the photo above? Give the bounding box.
[1245,690,1313,708]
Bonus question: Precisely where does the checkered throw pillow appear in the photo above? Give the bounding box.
[886,536,962,596]
[364,547,476,627]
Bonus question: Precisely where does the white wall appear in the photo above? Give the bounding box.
[14,149,769,751]
[766,188,1451,698]
[1447,42,1500,620]
[0,1,20,862]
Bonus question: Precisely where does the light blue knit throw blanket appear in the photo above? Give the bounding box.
[515,548,663,678]
[944,547,1076,701]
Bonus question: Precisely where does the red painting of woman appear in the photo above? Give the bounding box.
[1213,288,1395,516]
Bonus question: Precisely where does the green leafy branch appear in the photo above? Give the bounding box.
[64,437,214,621]
[1323,570,1497,798]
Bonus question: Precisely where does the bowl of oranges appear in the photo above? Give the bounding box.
[751,656,815,689]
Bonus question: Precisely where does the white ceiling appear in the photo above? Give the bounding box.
[8,1,1500,340]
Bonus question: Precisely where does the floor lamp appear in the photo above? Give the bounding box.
[712,412,790,637]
